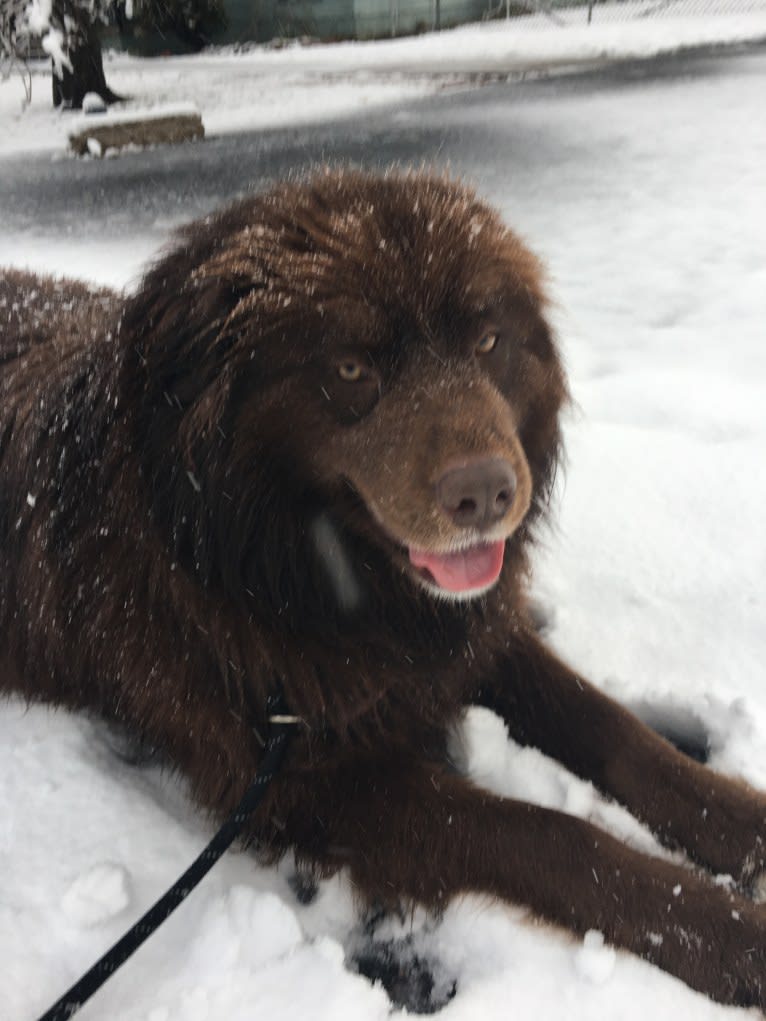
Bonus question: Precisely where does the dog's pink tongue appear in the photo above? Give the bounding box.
[409,540,505,593]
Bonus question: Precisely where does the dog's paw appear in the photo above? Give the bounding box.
[352,936,456,1014]
[655,888,766,1009]
[349,910,456,1014]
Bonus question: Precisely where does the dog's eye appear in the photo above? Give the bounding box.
[475,332,499,355]
[337,359,364,382]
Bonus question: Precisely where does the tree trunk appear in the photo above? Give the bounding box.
[52,20,122,109]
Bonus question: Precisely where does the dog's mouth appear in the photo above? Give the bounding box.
[337,482,512,601]
[407,539,506,596]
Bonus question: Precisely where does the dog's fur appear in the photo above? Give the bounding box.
[2,170,766,1007]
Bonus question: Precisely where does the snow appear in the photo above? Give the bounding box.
[575,930,617,985]
[60,863,132,928]
[1,0,766,155]
[1,20,766,1021]
[81,92,109,114]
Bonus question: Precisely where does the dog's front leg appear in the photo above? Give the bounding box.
[473,628,766,887]
[295,760,765,1007]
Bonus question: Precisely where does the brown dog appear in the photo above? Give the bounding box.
[1,169,765,1007]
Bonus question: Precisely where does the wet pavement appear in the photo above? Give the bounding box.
[1,42,764,245]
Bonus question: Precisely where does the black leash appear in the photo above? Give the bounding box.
[36,693,298,1021]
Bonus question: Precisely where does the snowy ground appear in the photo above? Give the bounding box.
[2,25,766,1021]
[2,0,766,156]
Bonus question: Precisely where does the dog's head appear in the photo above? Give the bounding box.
[121,170,567,613]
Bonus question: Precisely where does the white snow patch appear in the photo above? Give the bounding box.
[576,930,617,985]
[81,92,108,114]
[188,887,303,973]
[60,862,132,927]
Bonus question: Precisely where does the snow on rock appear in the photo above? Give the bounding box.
[60,862,132,928]
[81,92,108,114]
[69,102,203,134]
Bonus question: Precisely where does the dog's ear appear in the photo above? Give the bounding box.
[122,247,245,419]
[118,241,257,581]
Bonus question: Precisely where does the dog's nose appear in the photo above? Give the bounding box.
[436,458,517,529]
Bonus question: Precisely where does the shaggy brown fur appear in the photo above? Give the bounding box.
[2,169,766,1007]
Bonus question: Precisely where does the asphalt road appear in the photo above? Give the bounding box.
[1,41,764,241]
